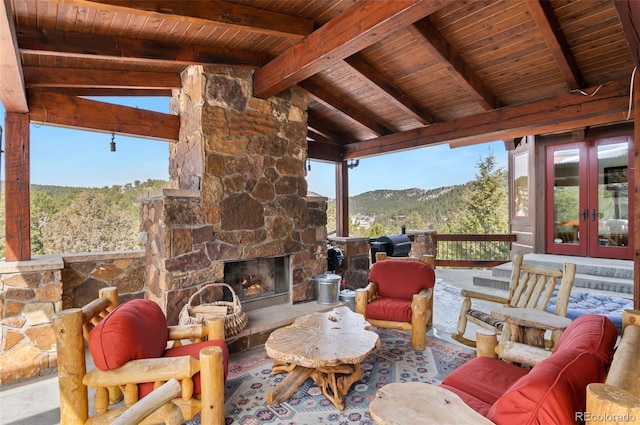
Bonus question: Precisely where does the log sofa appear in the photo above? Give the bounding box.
[373,314,619,424]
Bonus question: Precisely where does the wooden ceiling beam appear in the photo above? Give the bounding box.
[307,128,342,147]
[253,0,454,98]
[307,141,343,163]
[26,88,173,97]
[0,0,27,112]
[343,80,630,159]
[411,19,500,111]
[16,26,270,67]
[526,0,583,90]
[300,79,391,137]
[28,91,179,141]
[614,0,640,69]
[307,111,350,145]
[91,0,314,39]
[23,67,181,90]
[343,55,435,125]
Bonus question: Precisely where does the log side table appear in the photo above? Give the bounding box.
[370,382,494,425]
[264,306,380,410]
[491,307,572,348]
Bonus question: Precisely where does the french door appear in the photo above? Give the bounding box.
[546,136,633,259]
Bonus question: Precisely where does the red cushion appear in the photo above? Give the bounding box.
[369,259,435,300]
[365,298,412,323]
[138,340,230,398]
[440,384,494,417]
[441,357,529,407]
[554,314,617,365]
[88,299,168,371]
[487,350,607,425]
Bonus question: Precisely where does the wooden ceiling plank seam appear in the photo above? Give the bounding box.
[411,18,500,110]
[253,0,456,98]
[613,0,640,69]
[525,0,584,90]
[27,90,179,141]
[342,55,435,125]
[0,0,28,112]
[343,80,630,159]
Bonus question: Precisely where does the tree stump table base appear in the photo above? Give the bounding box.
[265,307,379,411]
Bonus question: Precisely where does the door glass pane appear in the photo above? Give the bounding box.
[513,152,529,217]
[597,143,629,247]
[553,148,580,245]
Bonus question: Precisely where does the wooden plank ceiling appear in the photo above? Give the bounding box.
[1,0,639,161]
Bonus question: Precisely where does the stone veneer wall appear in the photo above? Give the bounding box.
[0,251,147,384]
[140,65,327,324]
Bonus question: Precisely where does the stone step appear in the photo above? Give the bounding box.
[473,253,634,296]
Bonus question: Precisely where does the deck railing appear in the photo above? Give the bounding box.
[432,233,517,268]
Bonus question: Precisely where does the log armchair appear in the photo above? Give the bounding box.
[355,253,436,350]
[52,287,228,425]
[451,254,576,348]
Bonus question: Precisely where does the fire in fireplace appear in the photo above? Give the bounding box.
[223,257,289,309]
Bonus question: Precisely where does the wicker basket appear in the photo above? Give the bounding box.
[179,283,248,338]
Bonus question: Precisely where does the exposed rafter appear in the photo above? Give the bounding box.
[411,19,500,111]
[343,55,435,125]
[28,91,179,141]
[300,79,391,137]
[253,0,455,98]
[92,0,314,39]
[526,0,583,90]
[0,0,27,112]
[614,0,640,69]
[23,67,181,91]
[16,27,270,68]
[342,80,630,159]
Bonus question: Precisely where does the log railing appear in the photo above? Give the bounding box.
[432,233,517,268]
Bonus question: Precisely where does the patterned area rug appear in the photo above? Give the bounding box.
[186,328,474,425]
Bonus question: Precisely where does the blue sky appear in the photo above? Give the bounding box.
[1,99,507,196]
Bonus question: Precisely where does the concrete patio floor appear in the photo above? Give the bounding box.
[0,268,537,425]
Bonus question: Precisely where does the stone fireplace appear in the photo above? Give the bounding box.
[223,256,290,310]
[139,65,328,324]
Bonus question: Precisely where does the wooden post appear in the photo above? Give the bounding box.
[335,161,349,237]
[634,69,640,310]
[4,112,30,261]
[476,330,498,359]
[53,309,89,425]
[199,346,225,425]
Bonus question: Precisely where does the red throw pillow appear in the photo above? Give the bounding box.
[487,350,606,425]
[88,299,169,371]
[369,260,435,300]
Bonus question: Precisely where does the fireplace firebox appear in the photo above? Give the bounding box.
[223,257,290,310]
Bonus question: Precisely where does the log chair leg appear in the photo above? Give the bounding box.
[200,346,225,425]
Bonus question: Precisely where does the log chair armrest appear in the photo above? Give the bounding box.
[168,317,225,342]
[411,288,432,306]
[355,283,378,315]
[495,340,552,367]
[460,289,510,305]
[586,383,640,423]
[83,356,200,387]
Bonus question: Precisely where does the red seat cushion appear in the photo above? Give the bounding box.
[441,357,529,408]
[365,298,412,323]
[554,314,617,365]
[138,340,229,398]
[487,349,607,425]
[88,299,168,371]
[369,259,435,300]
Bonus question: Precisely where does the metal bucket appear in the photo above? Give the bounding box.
[339,289,356,311]
[315,272,341,305]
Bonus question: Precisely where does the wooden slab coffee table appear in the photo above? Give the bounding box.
[265,306,380,410]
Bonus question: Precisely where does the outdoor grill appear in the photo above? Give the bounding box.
[370,233,411,263]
